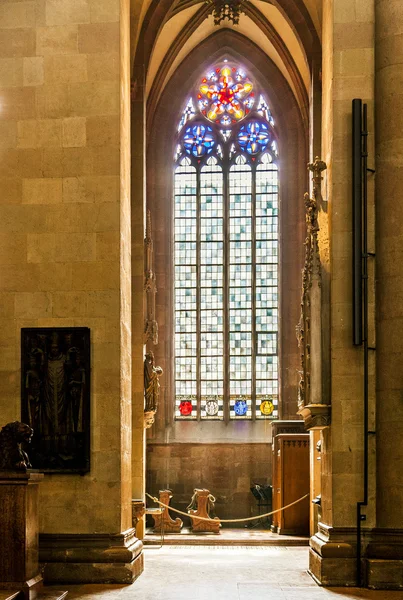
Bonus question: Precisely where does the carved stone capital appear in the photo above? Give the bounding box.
[132,500,145,525]
[297,403,331,430]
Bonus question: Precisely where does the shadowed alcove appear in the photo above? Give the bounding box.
[144,28,309,521]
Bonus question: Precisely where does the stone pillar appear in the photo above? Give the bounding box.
[309,0,376,586]
[366,0,403,589]
[0,0,143,583]
[131,62,146,540]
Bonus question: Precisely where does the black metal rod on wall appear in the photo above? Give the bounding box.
[352,99,363,346]
[354,101,371,588]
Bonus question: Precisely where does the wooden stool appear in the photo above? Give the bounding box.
[187,488,221,533]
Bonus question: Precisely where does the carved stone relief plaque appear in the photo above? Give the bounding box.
[21,327,90,473]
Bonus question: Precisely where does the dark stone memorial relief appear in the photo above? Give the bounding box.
[21,327,90,473]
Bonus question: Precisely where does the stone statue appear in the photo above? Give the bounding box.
[144,351,163,428]
[0,421,33,470]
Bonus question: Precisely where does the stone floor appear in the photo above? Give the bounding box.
[57,546,402,600]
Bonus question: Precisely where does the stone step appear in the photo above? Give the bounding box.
[144,527,309,546]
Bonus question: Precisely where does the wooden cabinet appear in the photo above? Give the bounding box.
[271,429,310,536]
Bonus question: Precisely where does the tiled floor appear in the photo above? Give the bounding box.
[60,546,403,600]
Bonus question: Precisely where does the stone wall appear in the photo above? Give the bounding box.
[309,0,376,586]
[147,443,272,523]
[0,0,134,538]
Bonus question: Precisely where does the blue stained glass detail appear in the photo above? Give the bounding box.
[183,124,215,157]
[234,398,248,416]
[238,122,270,155]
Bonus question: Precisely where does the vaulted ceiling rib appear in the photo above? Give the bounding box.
[135,0,321,131]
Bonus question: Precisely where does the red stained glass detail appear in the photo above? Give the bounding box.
[199,66,254,124]
[179,400,193,416]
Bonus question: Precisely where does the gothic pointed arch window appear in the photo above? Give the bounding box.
[174,63,279,421]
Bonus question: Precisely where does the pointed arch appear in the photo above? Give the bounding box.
[146,30,308,436]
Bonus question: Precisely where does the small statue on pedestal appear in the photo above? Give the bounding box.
[144,351,163,428]
[0,421,33,471]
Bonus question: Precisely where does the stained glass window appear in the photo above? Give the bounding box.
[174,62,279,421]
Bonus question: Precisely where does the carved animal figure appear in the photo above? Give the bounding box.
[0,421,33,470]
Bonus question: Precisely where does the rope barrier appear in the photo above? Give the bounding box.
[145,492,309,524]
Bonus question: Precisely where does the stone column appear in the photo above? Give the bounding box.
[131,62,146,540]
[309,0,376,586]
[0,0,143,583]
[366,0,403,589]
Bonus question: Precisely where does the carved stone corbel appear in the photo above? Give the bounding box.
[297,160,330,429]
[132,499,145,527]
[144,210,158,345]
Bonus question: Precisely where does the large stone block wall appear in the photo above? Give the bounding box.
[375,0,403,532]
[310,0,378,587]
[0,0,133,535]
[147,443,272,523]
[321,0,375,531]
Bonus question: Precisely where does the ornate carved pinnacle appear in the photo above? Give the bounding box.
[145,209,152,245]
[144,208,159,344]
[308,157,327,198]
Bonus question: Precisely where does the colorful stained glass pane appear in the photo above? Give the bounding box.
[199,65,253,125]
[260,398,274,415]
[220,129,232,141]
[234,398,248,416]
[238,121,270,155]
[175,62,280,422]
[179,399,193,416]
[178,98,196,132]
[205,398,219,416]
[183,124,215,157]
[257,95,274,126]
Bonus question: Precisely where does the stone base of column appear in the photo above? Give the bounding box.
[309,523,357,586]
[39,528,143,584]
[365,529,403,589]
